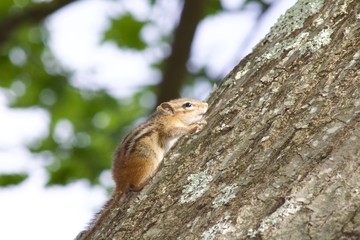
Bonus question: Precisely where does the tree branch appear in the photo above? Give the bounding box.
[157,0,205,105]
[0,0,76,49]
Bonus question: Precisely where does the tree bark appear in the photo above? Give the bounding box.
[79,0,360,239]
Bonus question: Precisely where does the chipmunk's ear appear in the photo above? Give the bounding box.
[157,102,174,114]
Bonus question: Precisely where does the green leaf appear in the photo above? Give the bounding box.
[103,14,147,50]
[0,173,28,187]
[204,0,223,16]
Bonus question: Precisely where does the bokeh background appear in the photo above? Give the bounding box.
[0,0,296,239]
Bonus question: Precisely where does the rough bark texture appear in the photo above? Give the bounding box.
[80,0,360,239]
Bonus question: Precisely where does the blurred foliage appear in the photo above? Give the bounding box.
[0,0,15,17]
[104,14,148,50]
[0,0,271,187]
[0,173,28,187]
[204,0,223,16]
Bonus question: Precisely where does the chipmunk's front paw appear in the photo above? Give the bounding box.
[195,120,207,132]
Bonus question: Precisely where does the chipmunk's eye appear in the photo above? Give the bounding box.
[183,102,193,108]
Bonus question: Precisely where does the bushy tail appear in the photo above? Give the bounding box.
[75,188,126,240]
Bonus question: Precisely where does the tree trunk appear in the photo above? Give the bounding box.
[79,0,360,239]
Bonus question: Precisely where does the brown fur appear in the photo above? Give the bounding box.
[78,98,208,239]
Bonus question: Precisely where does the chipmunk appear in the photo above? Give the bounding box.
[78,98,208,240]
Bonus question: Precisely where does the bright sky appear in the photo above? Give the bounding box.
[0,0,297,239]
